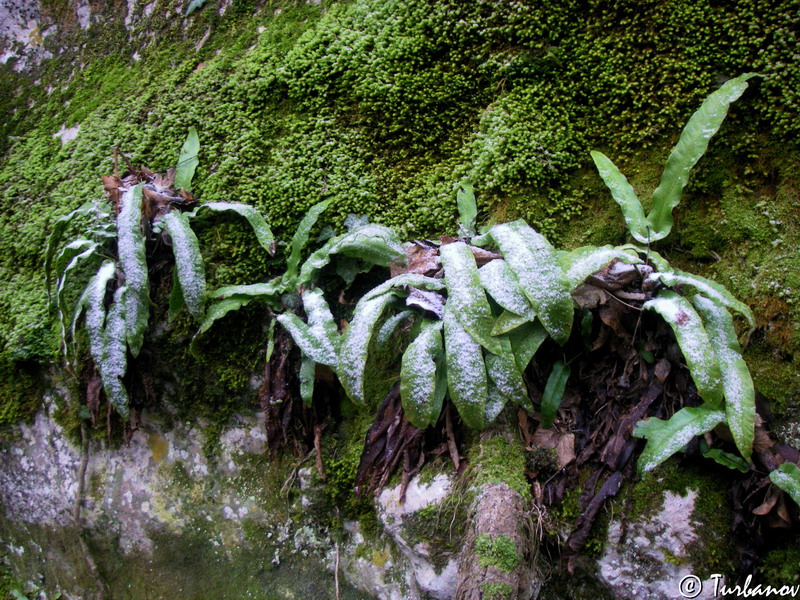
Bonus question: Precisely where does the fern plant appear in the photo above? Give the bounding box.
[47,129,274,419]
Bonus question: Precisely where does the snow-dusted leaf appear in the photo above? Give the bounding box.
[276,290,339,368]
[485,335,530,411]
[488,221,573,345]
[174,127,199,191]
[168,266,184,322]
[558,245,642,289]
[456,179,477,237]
[45,201,98,288]
[338,289,398,405]
[692,294,755,460]
[117,185,149,356]
[199,202,275,255]
[299,355,316,407]
[648,74,758,241]
[644,291,723,406]
[770,462,800,507]
[209,280,282,301]
[634,405,726,474]
[55,241,99,344]
[298,224,404,284]
[185,0,210,15]
[541,361,570,428]
[508,320,548,373]
[163,211,206,319]
[650,270,754,326]
[85,261,117,362]
[401,320,445,428]
[590,151,650,244]
[406,288,445,319]
[492,310,530,336]
[284,199,332,285]
[617,244,672,272]
[376,310,415,347]
[367,273,446,297]
[443,306,488,429]
[99,287,130,419]
[478,259,535,318]
[440,241,503,355]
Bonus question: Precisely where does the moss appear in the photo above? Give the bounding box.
[0,360,43,428]
[474,533,522,573]
[480,582,514,600]
[402,493,469,573]
[760,537,800,586]
[469,434,530,500]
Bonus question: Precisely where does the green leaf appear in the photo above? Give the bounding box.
[650,270,754,326]
[558,245,642,289]
[209,280,282,301]
[644,291,723,406]
[117,185,149,356]
[478,259,535,319]
[634,405,725,474]
[299,355,316,407]
[443,305,488,429]
[196,296,254,336]
[692,294,755,460]
[491,310,530,336]
[541,361,570,429]
[174,127,200,191]
[185,0,210,15]
[163,211,206,319]
[55,241,99,346]
[45,201,99,289]
[485,335,531,411]
[648,74,759,240]
[199,202,275,255]
[276,290,339,368]
[284,199,332,286]
[85,262,117,362]
[376,309,415,347]
[507,320,548,373]
[100,287,130,419]
[617,244,672,272]
[168,266,185,322]
[298,224,404,285]
[440,241,504,355]
[770,462,800,507]
[337,290,399,405]
[488,221,573,345]
[590,151,650,243]
[456,179,477,237]
[400,320,445,428]
[702,448,750,473]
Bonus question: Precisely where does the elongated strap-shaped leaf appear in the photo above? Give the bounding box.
[199,202,275,255]
[376,310,415,347]
[53,239,96,297]
[650,270,754,326]
[163,211,206,319]
[174,127,200,191]
[558,245,642,289]
[541,361,570,428]
[196,297,254,336]
[644,291,723,406]
[692,294,755,461]
[478,259,535,318]
[55,241,99,343]
[492,310,530,336]
[770,463,800,507]
[276,291,339,368]
[366,273,445,298]
[210,280,283,301]
[485,335,531,411]
[648,74,758,241]
[703,448,750,473]
[167,266,185,322]
[456,180,477,237]
[617,244,672,272]
[488,221,573,345]
[338,290,399,404]
[634,405,726,474]
[508,320,548,373]
[591,151,650,243]
[298,224,404,285]
[45,201,99,288]
[85,261,117,360]
[117,185,149,356]
[100,287,130,419]
[284,199,332,285]
[443,306,488,429]
[299,355,316,407]
[401,320,445,428]
[440,242,504,355]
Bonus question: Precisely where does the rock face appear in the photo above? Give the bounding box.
[597,490,722,600]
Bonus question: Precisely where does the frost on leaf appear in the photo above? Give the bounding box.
[163,211,206,319]
[276,289,339,368]
[644,291,723,406]
[488,221,573,345]
[557,245,641,289]
[400,320,445,428]
[478,259,535,319]
[117,185,149,356]
[443,305,488,429]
